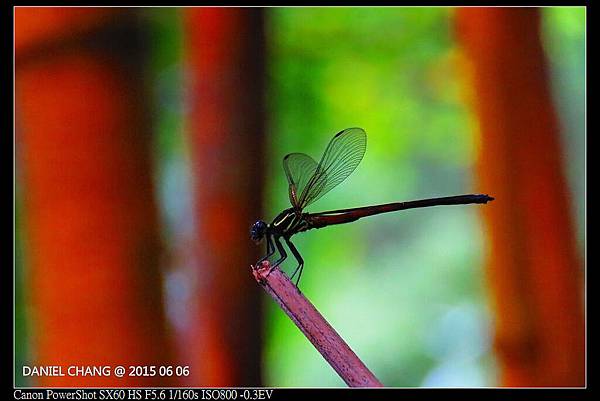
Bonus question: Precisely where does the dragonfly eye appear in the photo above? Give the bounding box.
[250,220,267,243]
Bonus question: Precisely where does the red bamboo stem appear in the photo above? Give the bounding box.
[455,8,584,386]
[16,8,174,386]
[184,7,266,386]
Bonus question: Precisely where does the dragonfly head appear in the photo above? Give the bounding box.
[250,220,268,244]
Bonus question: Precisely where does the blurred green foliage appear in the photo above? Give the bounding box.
[263,7,585,387]
[14,6,584,388]
[15,195,29,387]
[542,7,586,250]
[264,7,491,387]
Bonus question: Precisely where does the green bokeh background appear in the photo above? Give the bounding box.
[15,7,585,387]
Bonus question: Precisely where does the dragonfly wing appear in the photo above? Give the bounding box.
[283,152,319,209]
[298,127,367,208]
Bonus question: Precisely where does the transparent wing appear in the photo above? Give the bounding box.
[297,127,367,209]
[283,152,319,209]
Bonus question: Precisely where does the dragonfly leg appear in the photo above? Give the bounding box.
[285,237,304,287]
[257,234,275,265]
[272,235,287,268]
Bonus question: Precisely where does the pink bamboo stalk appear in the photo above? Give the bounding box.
[252,261,384,387]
